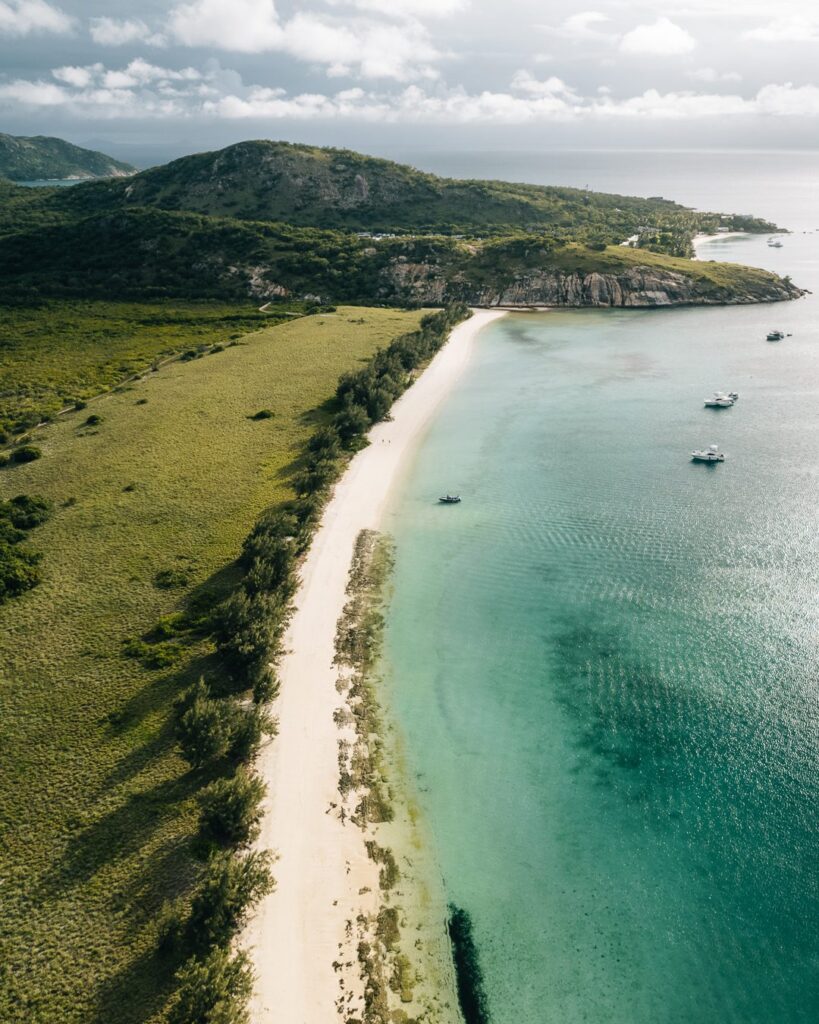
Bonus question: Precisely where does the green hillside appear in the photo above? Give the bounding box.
[0,133,136,182]
[14,139,776,242]
[0,206,800,309]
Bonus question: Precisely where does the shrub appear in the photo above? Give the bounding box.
[240,511,297,568]
[0,543,42,603]
[188,850,274,952]
[306,425,341,462]
[176,680,238,768]
[213,590,286,679]
[334,401,370,448]
[5,494,51,530]
[228,703,275,763]
[249,409,274,421]
[136,397,149,405]
[155,567,191,589]
[169,948,254,1024]
[251,669,278,705]
[199,768,267,848]
[0,454,8,468]
[73,400,87,411]
[10,445,42,464]
[84,414,103,426]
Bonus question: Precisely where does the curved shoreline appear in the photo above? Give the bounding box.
[243,308,506,1023]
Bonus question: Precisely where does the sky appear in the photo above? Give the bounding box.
[2,0,819,164]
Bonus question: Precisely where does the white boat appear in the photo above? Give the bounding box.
[767,330,785,341]
[691,444,725,463]
[438,494,461,504]
[704,393,734,408]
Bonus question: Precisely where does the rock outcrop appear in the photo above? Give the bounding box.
[379,260,803,308]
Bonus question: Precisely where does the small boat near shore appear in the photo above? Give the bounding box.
[691,444,725,463]
[767,330,785,341]
[438,494,462,504]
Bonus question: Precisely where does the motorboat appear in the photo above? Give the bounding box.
[438,494,462,504]
[704,393,734,408]
[767,330,785,341]
[691,444,725,463]
[768,240,784,248]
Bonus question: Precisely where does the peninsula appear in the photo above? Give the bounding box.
[0,140,802,308]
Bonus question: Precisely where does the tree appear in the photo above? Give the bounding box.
[176,680,236,768]
[188,850,275,952]
[199,769,267,848]
[169,948,254,1024]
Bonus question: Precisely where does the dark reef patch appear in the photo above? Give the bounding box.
[447,904,491,1024]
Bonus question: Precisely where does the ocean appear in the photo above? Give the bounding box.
[380,157,819,1024]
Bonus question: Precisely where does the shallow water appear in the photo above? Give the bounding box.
[381,228,819,1023]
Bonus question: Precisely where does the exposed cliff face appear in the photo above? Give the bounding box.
[378,260,803,308]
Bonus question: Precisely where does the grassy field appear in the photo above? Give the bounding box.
[0,300,302,436]
[0,304,424,1024]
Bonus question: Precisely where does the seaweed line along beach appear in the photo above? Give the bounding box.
[242,308,506,1023]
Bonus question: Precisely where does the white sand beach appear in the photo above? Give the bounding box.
[243,308,506,1024]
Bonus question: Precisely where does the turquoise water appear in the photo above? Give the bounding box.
[382,230,819,1023]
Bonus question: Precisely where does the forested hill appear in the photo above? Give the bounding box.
[43,139,773,242]
[0,138,800,308]
[0,133,136,182]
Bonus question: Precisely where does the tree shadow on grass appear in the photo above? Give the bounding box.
[38,767,212,899]
[90,946,176,1024]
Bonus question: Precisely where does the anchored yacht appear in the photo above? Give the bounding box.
[691,444,725,463]
[704,393,734,408]
[767,330,785,341]
[438,494,462,504]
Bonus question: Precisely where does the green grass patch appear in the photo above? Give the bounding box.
[0,299,301,436]
[0,305,424,1024]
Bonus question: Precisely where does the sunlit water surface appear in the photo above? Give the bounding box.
[381,176,819,1023]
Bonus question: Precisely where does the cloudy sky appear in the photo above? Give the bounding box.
[2,0,819,162]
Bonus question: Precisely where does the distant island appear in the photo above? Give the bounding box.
[0,138,802,308]
[0,132,136,182]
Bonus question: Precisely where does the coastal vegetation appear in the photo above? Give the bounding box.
[0,306,427,1023]
[0,206,799,309]
[0,140,797,311]
[0,131,136,181]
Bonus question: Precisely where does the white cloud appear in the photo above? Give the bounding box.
[744,16,819,43]
[167,0,442,80]
[620,17,696,56]
[336,0,467,17]
[168,0,283,52]
[556,11,610,40]
[510,70,580,101]
[755,81,819,115]
[10,58,819,126]
[89,17,165,47]
[686,67,742,83]
[52,64,100,88]
[0,0,72,36]
[0,79,68,104]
